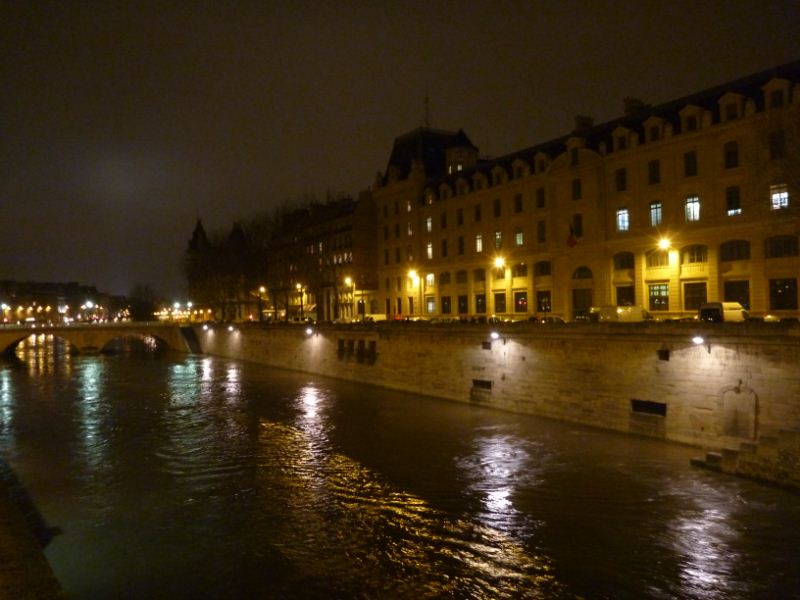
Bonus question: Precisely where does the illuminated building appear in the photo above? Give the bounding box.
[373,60,800,320]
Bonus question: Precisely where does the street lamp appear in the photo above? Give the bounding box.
[408,270,419,315]
[345,276,356,320]
[296,283,304,319]
[258,286,266,322]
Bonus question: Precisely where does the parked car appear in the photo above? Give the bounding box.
[698,302,748,323]
[594,305,654,323]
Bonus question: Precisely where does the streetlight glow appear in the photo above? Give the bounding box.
[658,238,671,250]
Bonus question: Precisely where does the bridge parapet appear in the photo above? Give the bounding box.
[0,322,192,355]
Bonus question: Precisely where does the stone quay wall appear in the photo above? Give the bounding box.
[194,321,800,486]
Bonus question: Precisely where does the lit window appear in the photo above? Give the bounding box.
[407,222,413,236]
[494,231,502,249]
[685,195,700,222]
[426,273,435,287]
[475,234,483,253]
[426,242,433,259]
[425,217,432,232]
[649,283,669,311]
[616,208,630,232]
[771,183,789,210]
[650,201,662,226]
[406,200,412,212]
[515,228,524,246]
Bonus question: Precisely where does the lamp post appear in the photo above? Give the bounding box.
[296,283,304,320]
[345,276,356,320]
[258,286,265,322]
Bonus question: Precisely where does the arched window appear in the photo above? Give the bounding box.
[534,261,551,276]
[681,244,708,264]
[719,240,750,262]
[765,235,799,258]
[646,250,669,268]
[572,266,593,279]
[613,252,634,270]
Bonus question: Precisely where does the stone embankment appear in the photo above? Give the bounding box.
[0,462,63,598]
[195,320,800,490]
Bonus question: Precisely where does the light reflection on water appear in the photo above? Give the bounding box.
[0,350,797,599]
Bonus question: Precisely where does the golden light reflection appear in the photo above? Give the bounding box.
[254,418,561,598]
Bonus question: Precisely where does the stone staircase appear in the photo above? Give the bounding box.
[691,429,800,491]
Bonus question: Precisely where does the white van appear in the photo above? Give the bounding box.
[698,302,748,323]
[595,305,654,322]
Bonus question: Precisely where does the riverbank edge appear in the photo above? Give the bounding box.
[192,321,800,491]
[0,467,64,598]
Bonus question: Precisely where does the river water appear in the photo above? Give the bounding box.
[1,334,799,599]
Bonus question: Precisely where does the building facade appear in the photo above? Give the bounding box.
[373,61,800,321]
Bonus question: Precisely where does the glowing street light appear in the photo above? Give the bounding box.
[296,283,305,319]
[658,238,671,251]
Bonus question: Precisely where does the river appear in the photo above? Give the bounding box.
[1,334,799,599]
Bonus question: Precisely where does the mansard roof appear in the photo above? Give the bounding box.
[429,58,800,190]
[383,127,476,183]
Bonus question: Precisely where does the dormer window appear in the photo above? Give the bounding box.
[686,116,697,132]
[512,159,529,179]
[725,102,738,121]
[425,189,436,205]
[649,126,660,141]
[617,135,627,150]
[762,77,791,111]
[491,167,507,186]
[719,92,745,123]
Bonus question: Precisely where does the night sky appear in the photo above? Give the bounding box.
[2,1,799,298]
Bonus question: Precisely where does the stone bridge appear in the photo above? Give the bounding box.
[0,322,195,355]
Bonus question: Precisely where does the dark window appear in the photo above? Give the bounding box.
[684,282,707,310]
[571,178,582,200]
[474,205,482,222]
[384,249,389,265]
[685,115,698,132]
[475,293,486,314]
[616,285,635,306]
[726,186,742,216]
[394,247,401,263]
[457,295,468,314]
[535,261,551,276]
[514,194,523,213]
[649,126,660,141]
[684,151,698,177]
[724,141,739,169]
[572,288,593,320]
[769,278,797,310]
[536,290,551,312]
[473,268,485,282]
[441,239,448,258]
[648,160,660,185]
[536,187,545,208]
[631,399,667,416]
[720,240,750,261]
[614,252,635,270]
[512,263,528,277]
[383,226,389,240]
[494,292,507,313]
[617,135,627,150]
[439,271,451,285]
[493,198,501,218]
[441,296,451,314]
[440,212,447,229]
[725,102,738,121]
[457,236,464,255]
[537,220,546,243]
[394,223,400,238]
[770,89,785,108]
[615,168,627,191]
[572,214,583,237]
[457,208,464,226]
[765,235,799,258]
[572,266,592,279]
[769,130,786,159]
[514,291,528,313]
[456,270,467,283]
[724,280,750,310]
